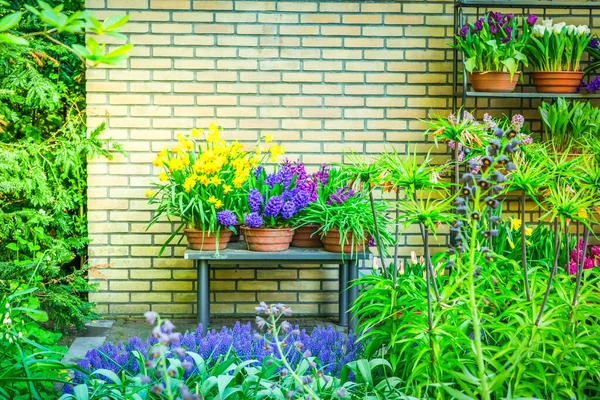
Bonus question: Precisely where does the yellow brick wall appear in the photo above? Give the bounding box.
[85,0,592,318]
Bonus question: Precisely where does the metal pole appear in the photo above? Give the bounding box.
[348,259,359,333]
[338,263,349,327]
[197,260,210,329]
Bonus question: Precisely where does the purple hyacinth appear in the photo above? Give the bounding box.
[244,212,263,228]
[459,25,469,38]
[292,190,310,211]
[527,14,538,26]
[474,18,484,32]
[326,187,355,205]
[216,210,237,226]
[590,38,600,50]
[264,172,280,188]
[586,76,600,93]
[315,164,329,185]
[263,195,284,218]
[281,201,297,219]
[248,189,263,213]
[278,166,294,188]
[253,166,263,179]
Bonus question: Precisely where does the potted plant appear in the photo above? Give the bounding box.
[539,98,600,153]
[241,163,309,252]
[524,19,592,93]
[453,11,529,92]
[281,160,329,248]
[299,168,390,254]
[146,124,264,254]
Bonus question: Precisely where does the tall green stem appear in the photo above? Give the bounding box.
[413,193,441,302]
[521,192,531,301]
[368,186,387,267]
[393,187,400,287]
[467,189,490,399]
[423,227,434,332]
[535,219,561,326]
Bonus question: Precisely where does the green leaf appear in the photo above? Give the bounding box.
[0,12,22,32]
[73,384,89,400]
[0,32,28,46]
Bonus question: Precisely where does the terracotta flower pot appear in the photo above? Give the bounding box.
[322,229,367,253]
[291,224,323,248]
[184,228,232,251]
[531,71,583,93]
[469,71,520,92]
[229,224,243,243]
[242,227,294,252]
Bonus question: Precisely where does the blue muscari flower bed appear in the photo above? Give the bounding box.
[72,322,363,386]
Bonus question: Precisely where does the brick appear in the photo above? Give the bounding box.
[324,97,364,107]
[216,59,258,70]
[282,72,321,83]
[324,73,364,83]
[131,293,172,302]
[152,23,192,33]
[238,281,277,291]
[281,119,320,130]
[154,71,194,80]
[300,14,339,24]
[152,304,193,314]
[109,94,150,104]
[241,71,280,82]
[174,83,213,93]
[258,13,298,24]
[109,70,150,81]
[194,24,234,34]
[215,292,256,302]
[216,12,256,23]
[240,96,279,106]
[218,36,257,46]
[365,50,404,60]
[282,96,321,106]
[237,24,277,35]
[320,2,359,12]
[130,34,171,45]
[87,82,127,92]
[279,25,318,35]
[173,35,214,45]
[321,26,361,36]
[344,85,384,95]
[385,15,424,25]
[217,83,257,94]
[197,71,237,81]
[172,11,213,21]
[260,60,300,70]
[131,58,171,69]
[367,73,406,83]
[361,3,400,12]
[193,1,232,10]
[343,108,384,119]
[195,95,237,105]
[216,107,256,117]
[343,15,382,24]
[303,61,342,71]
[257,292,297,302]
[302,37,342,48]
[128,11,170,20]
[111,281,150,291]
[131,82,171,93]
[345,38,384,48]
[302,84,342,95]
[236,1,275,10]
[150,0,191,9]
[239,48,279,58]
[280,281,320,291]
[302,108,341,118]
[324,119,364,130]
[110,304,150,314]
[259,83,299,94]
[107,0,147,8]
[174,59,215,70]
[322,49,362,60]
[154,95,195,105]
[152,281,193,291]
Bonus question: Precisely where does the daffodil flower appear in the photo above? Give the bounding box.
[511,218,522,231]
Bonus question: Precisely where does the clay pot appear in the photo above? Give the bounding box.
[184,228,232,251]
[469,71,520,92]
[291,224,323,248]
[242,227,294,252]
[531,71,583,93]
[322,229,367,253]
[229,224,243,243]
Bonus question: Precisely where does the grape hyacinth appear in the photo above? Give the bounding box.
[244,212,263,228]
[263,195,284,218]
[326,187,355,205]
[216,210,237,226]
[248,189,263,213]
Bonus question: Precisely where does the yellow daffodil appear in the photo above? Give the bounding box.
[263,135,273,144]
[233,175,247,188]
[223,184,232,194]
[145,189,155,198]
[191,128,202,138]
[210,176,222,186]
[578,208,589,219]
[183,140,194,152]
[177,133,185,143]
[158,172,168,182]
[525,226,533,236]
[180,154,190,166]
[231,141,244,155]
[214,199,223,209]
[199,175,209,185]
[508,238,515,249]
[209,122,219,133]
[159,149,168,158]
[208,196,218,205]
[183,176,196,193]
[173,145,185,155]
[511,218,522,231]
[250,154,261,166]
[269,144,285,161]
[168,158,184,171]
[153,156,164,168]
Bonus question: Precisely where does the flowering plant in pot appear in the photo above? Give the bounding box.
[453,11,530,92]
[242,164,311,252]
[280,160,329,248]
[146,124,266,255]
[523,19,592,93]
[298,167,391,255]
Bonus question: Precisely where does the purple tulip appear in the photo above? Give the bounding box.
[474,18,484,32]
[527,14,538,26]
[459,25,469,38]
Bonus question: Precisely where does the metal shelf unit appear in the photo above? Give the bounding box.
[452,0,600,113]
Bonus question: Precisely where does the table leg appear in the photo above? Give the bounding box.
[347,259,359,333]
[197,260,210,329]
[338,263,348,327]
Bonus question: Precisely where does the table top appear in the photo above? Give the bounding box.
[184,241,372,263]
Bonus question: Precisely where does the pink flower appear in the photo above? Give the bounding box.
[568,260,578,275]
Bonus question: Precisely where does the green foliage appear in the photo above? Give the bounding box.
[539,98,600,152]
[0,0,129,331]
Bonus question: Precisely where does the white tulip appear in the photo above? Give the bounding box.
[577,25,591,36]
[542,19,553,28]
[567,25,577,34]
[553,22,566,34]
[533,25,546,36]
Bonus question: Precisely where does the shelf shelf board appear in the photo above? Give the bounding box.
[456,91,600,99]
[456,0,600,9]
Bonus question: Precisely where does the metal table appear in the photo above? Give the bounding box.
[184,242,372,332]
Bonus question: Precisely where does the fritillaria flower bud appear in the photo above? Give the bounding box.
[492,185,503,194]
[477,179,490,189]
[506,129,517,139]
[462,173,474,183]
[481,156,494,167]
[496,155,509,165]
[493,128,505,138]
[454,196,465,206]
[489,139,500,149]
[490,216,500,224]
[457,205,468,214]
[485,197,499,208]
[492,170,506,183]
[471,211,480,220]
[505,162,516,171]
[461,186,473,196]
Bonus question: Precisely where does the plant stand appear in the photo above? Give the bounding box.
[184,242,371,332]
